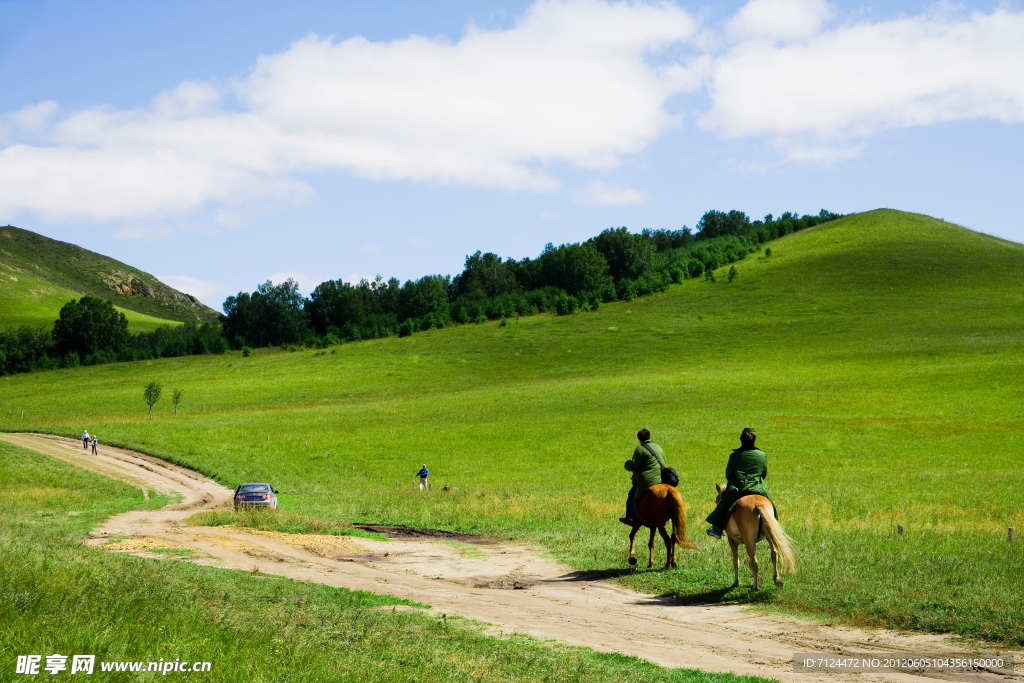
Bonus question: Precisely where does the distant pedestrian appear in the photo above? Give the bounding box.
[417,464,429,491]
[91,436,98,455]
[82,430,90,449]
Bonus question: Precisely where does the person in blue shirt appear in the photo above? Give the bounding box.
[417,464,429,491]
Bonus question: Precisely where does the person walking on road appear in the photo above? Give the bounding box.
[91,436,98,455]
[417,464,429,491]
[82,430,90,449]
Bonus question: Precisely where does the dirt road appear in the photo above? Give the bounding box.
[4,432,1018,683]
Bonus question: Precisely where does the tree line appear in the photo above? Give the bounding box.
[0,296,227,375]
[220,208,840,348]
[0,208,840,376]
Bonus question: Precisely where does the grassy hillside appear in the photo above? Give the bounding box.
[0,261,188,333]
[2,209,1023,643]
[0,225,218,329]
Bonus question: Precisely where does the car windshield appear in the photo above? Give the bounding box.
[239,484,270,493]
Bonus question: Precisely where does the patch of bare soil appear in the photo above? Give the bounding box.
[3,432,1019,683]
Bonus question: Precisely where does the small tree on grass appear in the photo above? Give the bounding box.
[143,381,162,419]
[764,247,772,258]
[704,268,716,283]
[728,265,738,283]
[172,389,183,416]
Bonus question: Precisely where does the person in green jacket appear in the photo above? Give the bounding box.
[619,428,668,525]
[705,428,776,539]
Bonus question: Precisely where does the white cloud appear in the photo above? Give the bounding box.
[0,101,59,142]
[705,5,1024,159]
[155,274,232,307]
[0,83,310,222]
[0,0,697,223]
[727,0,832,42]
[5,0,1023,220]
[572,180,649,206]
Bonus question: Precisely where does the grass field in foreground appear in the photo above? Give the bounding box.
[0,439,769,683]
[2,209,1024,644]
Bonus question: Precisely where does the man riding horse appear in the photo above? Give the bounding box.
[619,428,667,526]
[705,427,777,539]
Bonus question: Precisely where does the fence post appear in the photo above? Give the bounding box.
[1011,527,1016,543]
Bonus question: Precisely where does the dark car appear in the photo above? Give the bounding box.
[233,483,278,510]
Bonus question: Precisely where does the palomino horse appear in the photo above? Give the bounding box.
[627,484,700,568]
[715,483,796,590]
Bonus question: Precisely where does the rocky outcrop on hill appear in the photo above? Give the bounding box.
[100,270,208,320]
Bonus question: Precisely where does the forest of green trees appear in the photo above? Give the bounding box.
[0,209,839,376]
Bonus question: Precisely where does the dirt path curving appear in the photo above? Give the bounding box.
[4,432,1019,683]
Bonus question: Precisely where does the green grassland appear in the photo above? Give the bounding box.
[0,225,217,329]
[0,263,183,333]
[3,209,1024,644]
[0,436,768,683]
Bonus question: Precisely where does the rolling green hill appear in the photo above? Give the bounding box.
[0,225,218,330]
[3,209,1023,643]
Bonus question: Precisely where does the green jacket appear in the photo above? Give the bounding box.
[726,448,770,497]
[624,440,666,501]
[706,447,775,528]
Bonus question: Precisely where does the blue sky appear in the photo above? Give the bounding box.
[2,0,1022,308]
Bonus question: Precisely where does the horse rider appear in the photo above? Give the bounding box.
[705,427,777,539]
[619,428,668,526]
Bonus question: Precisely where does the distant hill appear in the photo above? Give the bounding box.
[0,225,219,330]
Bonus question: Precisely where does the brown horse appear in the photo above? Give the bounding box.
[715,483,796,590]
[627,484,700,568]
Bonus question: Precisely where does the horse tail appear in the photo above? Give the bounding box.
[755,500,796,574]
[670,487,700,551]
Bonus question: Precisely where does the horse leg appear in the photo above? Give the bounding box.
[628,526,639,566]
[744,531,760,591]
[764,518,783,589]
[657,525,673,569]
[728,536,740,588]
[647,527,656,568]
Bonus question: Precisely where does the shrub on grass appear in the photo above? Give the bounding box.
[554,294,579,315]
[617,279,638,301]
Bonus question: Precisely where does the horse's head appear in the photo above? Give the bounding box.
[714,483,725,504]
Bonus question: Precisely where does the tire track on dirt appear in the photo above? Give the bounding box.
[4,433,1018,683]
